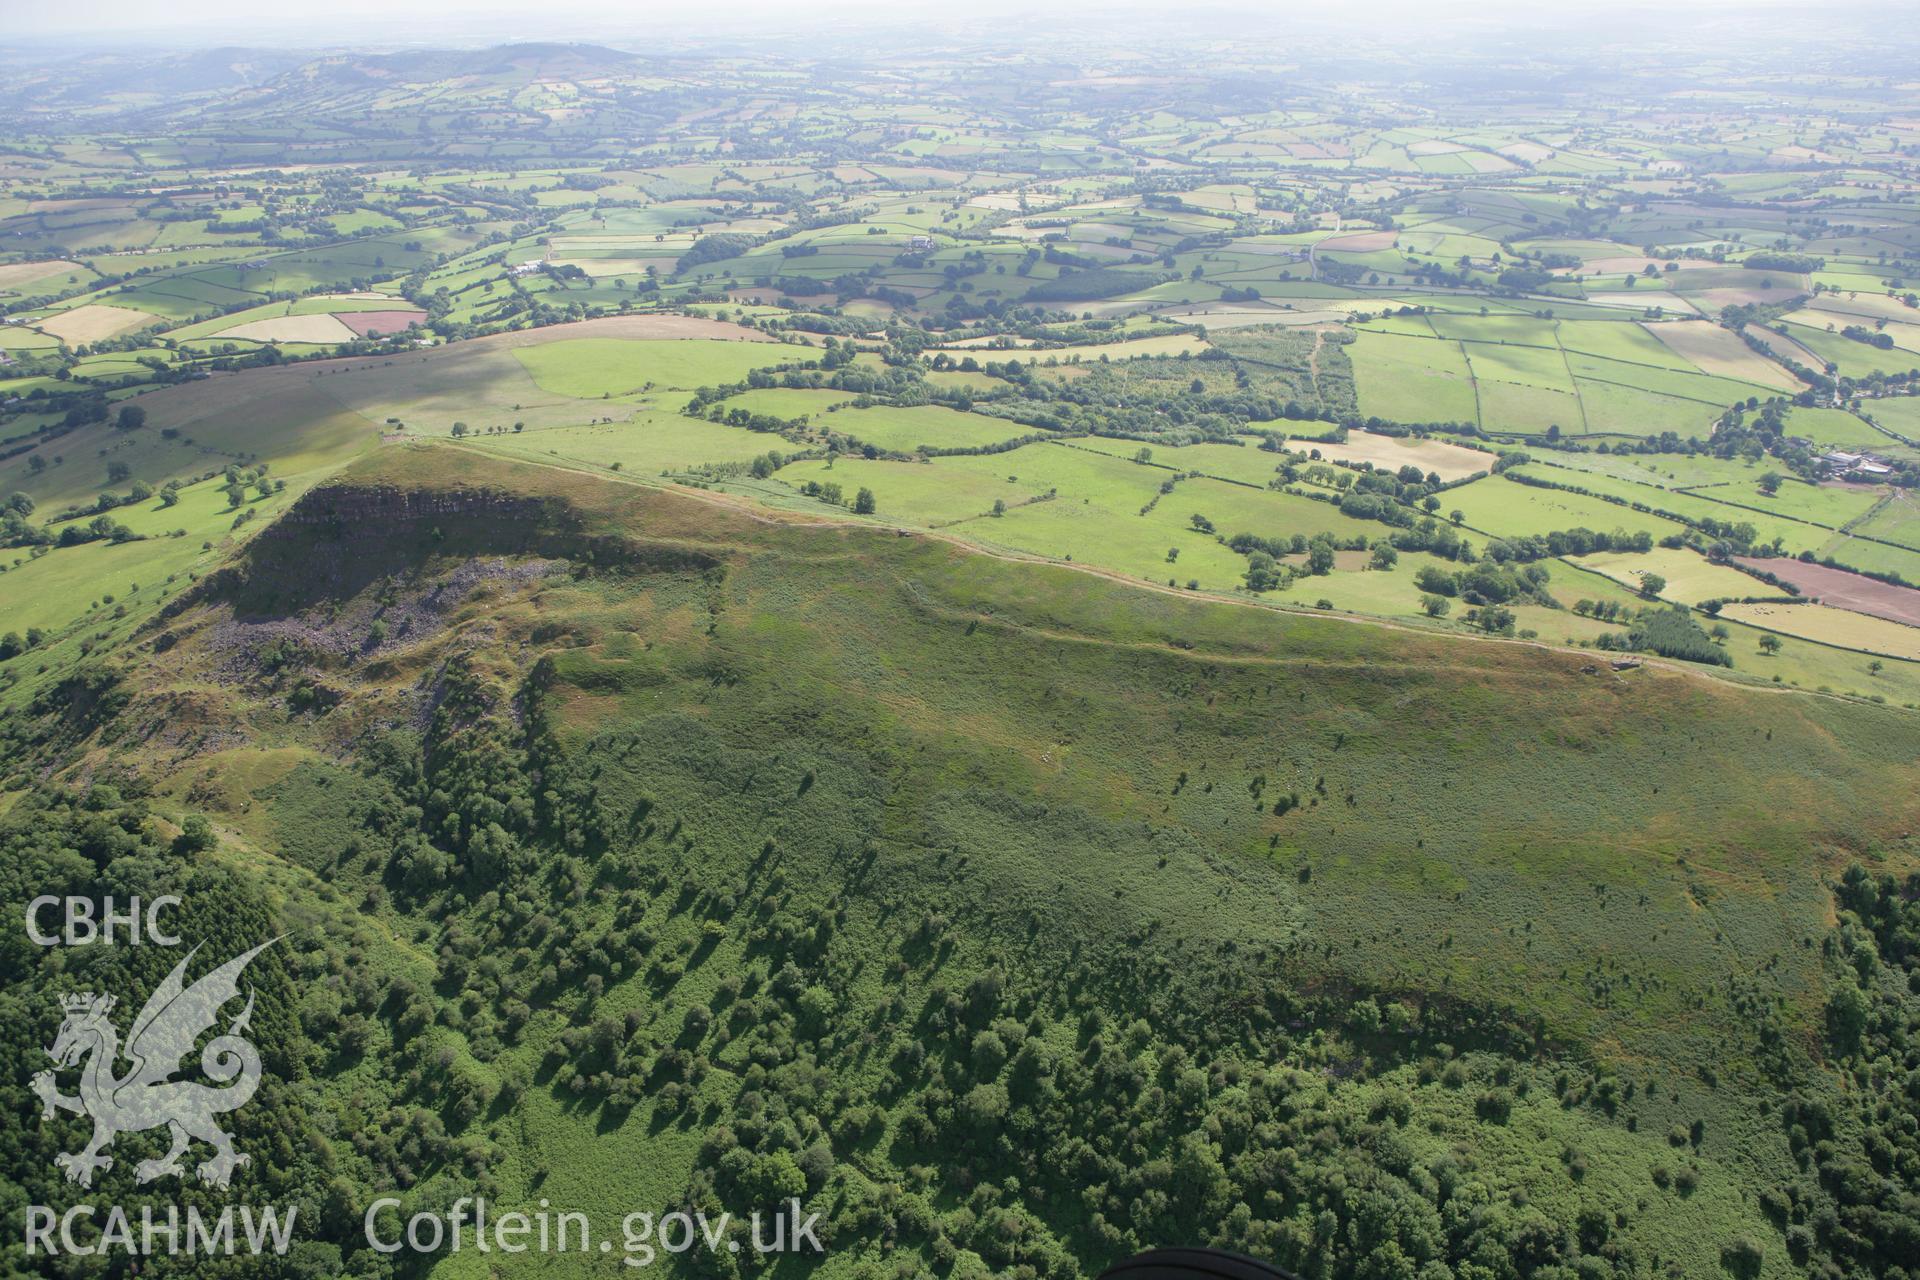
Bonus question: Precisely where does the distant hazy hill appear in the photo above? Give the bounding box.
[0,45,310,115]
[279,41,640,87]
[2,41,648,126]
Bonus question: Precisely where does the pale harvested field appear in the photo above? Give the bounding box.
[1642,321,1801,391]
[1877,323,1920,355]
[1580,257,1714,275]
[1293,428,1490,482]
[944,333,1211,362]
[1586,291,1701,315]
[1689,288,1790,310]
[1498,142,1553,164]
[0,258,83,290]
[1783,308,1920,355]
[220,314,358,343]
[463,313,777,348]
[1747,327,1825,369]
[1771,145,1841,163]
[1162,304,1347,328]
[944,333,1041,348]
[1802,294,1919,325]
[549,257,668,277]
[35,303,157,343]
[1318,230,1397,253]
[1722,600,1920,660]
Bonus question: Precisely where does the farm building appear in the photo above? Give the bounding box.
[1821,449,1895,479]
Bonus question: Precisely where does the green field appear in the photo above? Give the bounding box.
[816,403,1034,452]
[1073,435,1295,484]
[777,455,1053,525]
[470,411,787,475]
[1784,405,1898,449]
[1865,394,1920,441]
[719,387,858,420]
[1576,546,1791,605]
[1853,488,1920,550]
[513,337,795,397]
[1350,328,1479,424]
[1511,463,1857,555]
[1473,377,1586,434]
[1447,472,1690,540]
[0,375,380,509]
[1693,475,1884,528]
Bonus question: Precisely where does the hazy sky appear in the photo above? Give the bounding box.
[1,0,1848,45]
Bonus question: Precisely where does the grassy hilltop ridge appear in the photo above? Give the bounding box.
[4,442,1916,1278]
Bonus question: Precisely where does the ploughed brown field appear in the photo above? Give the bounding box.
[338,308,428,337]
[1737,555,1920,627]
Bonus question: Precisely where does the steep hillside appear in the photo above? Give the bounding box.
[3,445,1917,1279]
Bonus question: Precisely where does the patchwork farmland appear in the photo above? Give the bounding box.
[2,16,1920,1280]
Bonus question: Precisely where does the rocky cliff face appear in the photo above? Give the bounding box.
[168,480,721,620]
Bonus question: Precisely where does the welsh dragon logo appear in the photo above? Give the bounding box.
[31,940,277,1190]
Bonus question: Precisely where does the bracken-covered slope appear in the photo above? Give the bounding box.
[3,443,1917,1280]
